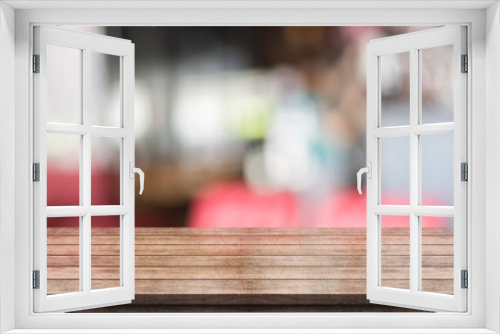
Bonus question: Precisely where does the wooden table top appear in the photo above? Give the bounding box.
[47,227,454,296]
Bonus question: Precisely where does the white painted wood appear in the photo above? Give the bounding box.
[366,26,468,312]
[46,124,130,137]
[372,123,454,137]
[413,123,455,135]
[409,47,419,295]
[33,26,135,313]
[484,3,500,332]
[452,26,468,313]
[3,0,496,10]
[2,329,498,334]
[9,6,488,332]
[0,2,17,333]
[90,127,131,138]
[121,44,135,299]
[3,329,498,334]
[82,46,91,296]
[372,205,454,217]
[46,206,131,217]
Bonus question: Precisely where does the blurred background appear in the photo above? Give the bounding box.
[47,26,454,228]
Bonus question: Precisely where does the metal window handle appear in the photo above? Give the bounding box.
[129,162,145,195]
[357,162,371,195]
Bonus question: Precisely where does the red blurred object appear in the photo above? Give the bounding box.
[189,182,298,228]
[47,170,116,206]
[189,182,449,228]
[47,171,80,206]
[47,170,119,227]
[313,188,367,227]
[47,216,80,228]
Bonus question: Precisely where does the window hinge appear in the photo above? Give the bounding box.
[33,163,40,182]
[32,270,40,289]
[33,54,40,73]
[461,162,468,182]
[461,54,468,73]
[461,270,468,289]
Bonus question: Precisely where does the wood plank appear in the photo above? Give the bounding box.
[132,235,450,245]
[47,235,453,245]
[421,281,454,295]
[48,267,453,280]
[251,279,453,295]
[383,256,453,267]
[49,228,370,236]
[47,279,454,295]
[49,280,369,294]
[47,227,453,236]
[48,279,253,295]
[47,280,82,295]
[47,244,453,256]
[48,256,119,267]
[52,255,367,267]
[381,244,452,256]
[146,255,367,268]
[48,244,120,256]
[46,226,456,300]
[139,267,452,280]
[49,267,371,280]
[133,244,451,256]
[249,280,366,294]
[48,255,453,267]
[380,280,454,295]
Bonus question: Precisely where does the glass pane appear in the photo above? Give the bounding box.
[91,137,121,206]
[421,216,454,295]
[380,52,410,127]
[421,45,454,124]
[381,136,410,205]
[91,215,121,290]
[46,44,82,124]
[47,133,80,206]
[91,52,121,127]
[421,133,454,206]
[47,217,80,295]
[380,215,410,290]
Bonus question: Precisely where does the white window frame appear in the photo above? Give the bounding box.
[1,1,499,333]
[366,26,468,313]
[33,26,136,313]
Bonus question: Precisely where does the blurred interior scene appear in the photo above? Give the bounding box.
[48,26,452,229]
[46,26,455,312]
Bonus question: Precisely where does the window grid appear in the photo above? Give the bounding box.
[44,50,126,295]
[376,46,455,295]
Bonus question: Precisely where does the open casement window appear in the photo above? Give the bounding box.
[33,26,137,312]
[364,26,467,312]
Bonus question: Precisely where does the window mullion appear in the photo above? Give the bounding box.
[413,123,454,135]
[409,47,420,294]
[82,47,92,294]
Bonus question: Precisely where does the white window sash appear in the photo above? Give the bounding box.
[366,26,468,312]
[32,25,136,313]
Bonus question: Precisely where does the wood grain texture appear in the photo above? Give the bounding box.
[48,279,454,295]
[48,244,453,256]
[46,227,454,298]
[51,235,452,245]
[47,255,453,267]
[48,266,453,280]
[48,227,453,236]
